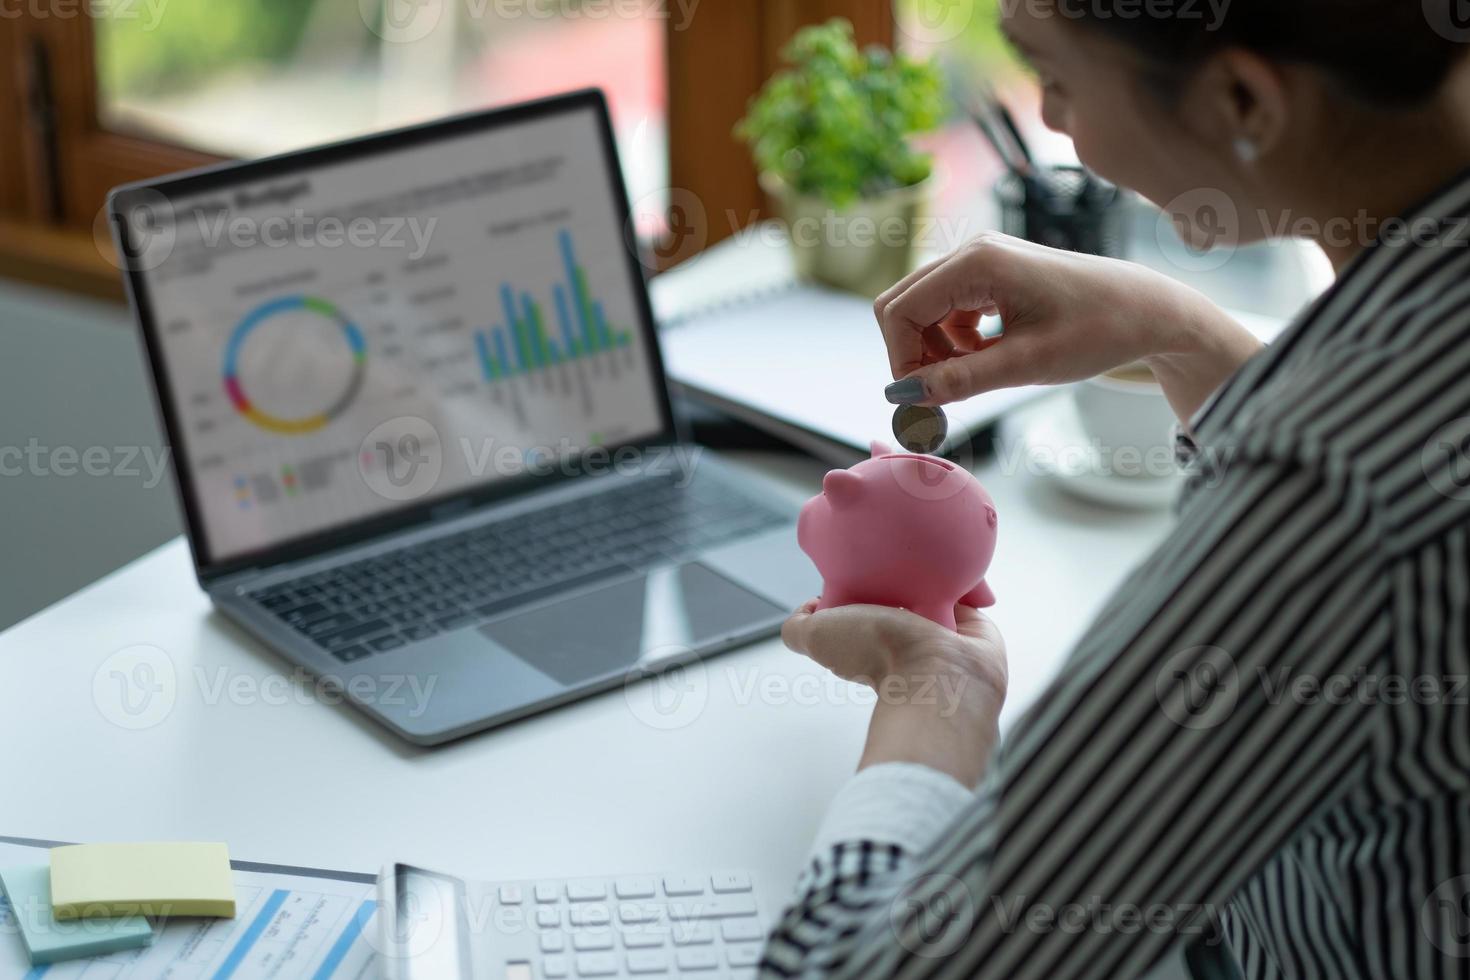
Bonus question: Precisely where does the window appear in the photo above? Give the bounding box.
[94,0,669,221]
[0,1,896,297]
[894,0,1060,249]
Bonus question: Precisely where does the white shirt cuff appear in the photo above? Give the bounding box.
[809,763,976,858]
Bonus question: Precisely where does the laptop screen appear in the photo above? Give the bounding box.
[120,99,668,566]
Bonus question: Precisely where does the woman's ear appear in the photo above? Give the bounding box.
[1182,48,1291,164]
[822,470,863,508]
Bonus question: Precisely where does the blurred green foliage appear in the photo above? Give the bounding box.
[894,0,1015,70]
[95,0,330,98]
[96,0,629,100]
[735,18,948,208]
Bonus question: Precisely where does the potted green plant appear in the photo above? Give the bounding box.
[736,18,948,297]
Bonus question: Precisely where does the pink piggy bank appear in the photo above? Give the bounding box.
[797,442,998,631]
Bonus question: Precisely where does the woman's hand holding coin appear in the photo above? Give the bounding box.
[874,233,1263,426]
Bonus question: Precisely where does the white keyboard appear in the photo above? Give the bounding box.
[382,866,769,979]
[507,871,765,979]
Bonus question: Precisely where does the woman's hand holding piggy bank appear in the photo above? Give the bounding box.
[797,442,998,631]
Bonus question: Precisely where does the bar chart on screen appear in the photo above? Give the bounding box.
[469,228,641,430]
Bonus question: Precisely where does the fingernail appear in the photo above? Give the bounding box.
[885,377,928,405]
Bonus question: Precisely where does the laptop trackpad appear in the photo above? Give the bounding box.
[478,562,785,686]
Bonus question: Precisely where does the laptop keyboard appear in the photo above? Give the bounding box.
[248,473,788,663]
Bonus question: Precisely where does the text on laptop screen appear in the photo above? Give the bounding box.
[133,107,666,563]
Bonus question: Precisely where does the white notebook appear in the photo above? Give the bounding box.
[656,281,1040,465]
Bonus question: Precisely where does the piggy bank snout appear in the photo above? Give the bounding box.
[796,496,833,559]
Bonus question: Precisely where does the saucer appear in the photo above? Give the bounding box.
[1010,399,1185,511]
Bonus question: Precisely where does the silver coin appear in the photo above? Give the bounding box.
[893,404,949,454]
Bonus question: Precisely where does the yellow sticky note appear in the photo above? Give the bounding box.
[49,842,235,920]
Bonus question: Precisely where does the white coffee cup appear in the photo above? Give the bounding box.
[1072,365,1179,479]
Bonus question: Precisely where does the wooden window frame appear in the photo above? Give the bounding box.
[1,10,219,298]
[0,0,894,300]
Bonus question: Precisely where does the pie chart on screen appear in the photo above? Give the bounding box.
[222,295,367,435]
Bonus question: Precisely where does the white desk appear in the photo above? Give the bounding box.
[0,408,1174,918]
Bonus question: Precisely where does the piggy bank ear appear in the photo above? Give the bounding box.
[822,470,863,508]
[869,440,896,458]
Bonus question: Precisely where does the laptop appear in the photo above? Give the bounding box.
[108,89,819,745]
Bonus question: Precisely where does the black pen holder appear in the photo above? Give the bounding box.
[996,166,1124,258]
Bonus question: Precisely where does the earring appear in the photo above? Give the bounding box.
[1233,138,1259,164]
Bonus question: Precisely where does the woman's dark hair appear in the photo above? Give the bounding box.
[1061,0,1469,106]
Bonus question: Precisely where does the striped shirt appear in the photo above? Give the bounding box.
[759,168,1470,980]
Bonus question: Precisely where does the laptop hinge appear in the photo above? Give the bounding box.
[428,497,474,521]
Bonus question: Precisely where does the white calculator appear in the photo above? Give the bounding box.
[379,865,768,979]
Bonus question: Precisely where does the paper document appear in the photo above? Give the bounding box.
[0,837,378,980]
